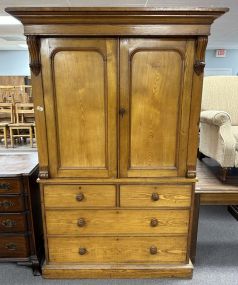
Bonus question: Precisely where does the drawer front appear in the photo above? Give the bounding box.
[44,185,116,208]
[46,209,189,235]
[0,196,25,212]
[48,236,187,264]
[0,235,29,258]
[0,178,22,195]
[0,213,27,233]
[120,185,191,208]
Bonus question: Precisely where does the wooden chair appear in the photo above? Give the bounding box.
[0,103,14,147]
[9,103,35,147]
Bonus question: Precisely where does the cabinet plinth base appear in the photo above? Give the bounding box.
[42,261,193,279]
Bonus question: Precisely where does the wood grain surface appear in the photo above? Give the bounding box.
[48,236,187,264]
[45,209,189,235]
[120,185,191,208]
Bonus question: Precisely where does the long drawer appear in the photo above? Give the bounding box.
[0,195,25,212]
[120,185,191,208]
[0,212,27,233]
[44,185,116,208]
[46,209,189,235]
[0,235,29,258]
[48,236,187,264]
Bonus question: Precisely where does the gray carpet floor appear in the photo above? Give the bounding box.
[0,206,238,285]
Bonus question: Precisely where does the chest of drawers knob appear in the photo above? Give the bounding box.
[0,200,14,209]
[77,218,86,227]
[79,248,87,255]
[5,243,17,251]
[150,246,158,255]
[151,192,160,201]
[150,218,159,227]
[76,193,85,202]
[1,219,17,228]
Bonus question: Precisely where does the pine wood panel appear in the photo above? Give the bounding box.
[120,185,191,208]
[130,51,181,168]
[119,39,195,177]
[48,236,187,264]
[41,38,117,178]
[44,185,116,208]
[45,209,189,235]
[54,51,105,168]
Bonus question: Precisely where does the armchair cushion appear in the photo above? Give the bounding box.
[200,110,231,126]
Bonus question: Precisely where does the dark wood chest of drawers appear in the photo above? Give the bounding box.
[0,153,43,275]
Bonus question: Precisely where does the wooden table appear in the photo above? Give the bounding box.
[191,158,238,262]
[0,152,43,275]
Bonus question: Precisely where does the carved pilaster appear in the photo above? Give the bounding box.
[26,36,41,76]
[194,37,208,76]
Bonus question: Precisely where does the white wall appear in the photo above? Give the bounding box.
[0,50,30,76]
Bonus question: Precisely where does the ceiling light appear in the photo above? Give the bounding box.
[0,16,21,25]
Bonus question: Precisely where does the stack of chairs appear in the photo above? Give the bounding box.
[0,102,36,148]
[0,103,14,147]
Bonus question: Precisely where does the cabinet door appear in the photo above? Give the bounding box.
[41,39,117,178]
[120,39,195,177]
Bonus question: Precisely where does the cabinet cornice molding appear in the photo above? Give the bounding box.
[6,7,228,37]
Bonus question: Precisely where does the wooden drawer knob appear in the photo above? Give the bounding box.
[151,192,159,201]
[150,246,157,255]
[76,193,84,201]
[79,248,87,255]
[150,218,159,227]
[1,219,16,228]
[77,218,86,227]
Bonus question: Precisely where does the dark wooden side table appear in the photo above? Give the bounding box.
[191,158,238,263]
[0,152,43,275]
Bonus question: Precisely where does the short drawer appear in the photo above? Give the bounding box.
[48,236,187,264]
[46,209,189,235]
[0,178,22,195]
[0,195,25,212]
[120,185,192,208]
[0,212,27,233]
[0,235,29,258]
[44,185,116,208]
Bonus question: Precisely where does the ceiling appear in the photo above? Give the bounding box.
[0,0,237,50]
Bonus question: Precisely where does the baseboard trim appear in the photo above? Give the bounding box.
[42,260,193,279]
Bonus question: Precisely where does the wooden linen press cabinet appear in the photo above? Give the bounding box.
[7,7,227,279]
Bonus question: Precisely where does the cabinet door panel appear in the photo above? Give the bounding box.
[120,39,195,177]
[41,39,117,178]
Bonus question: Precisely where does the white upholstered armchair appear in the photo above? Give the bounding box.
[199,76,238,181]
